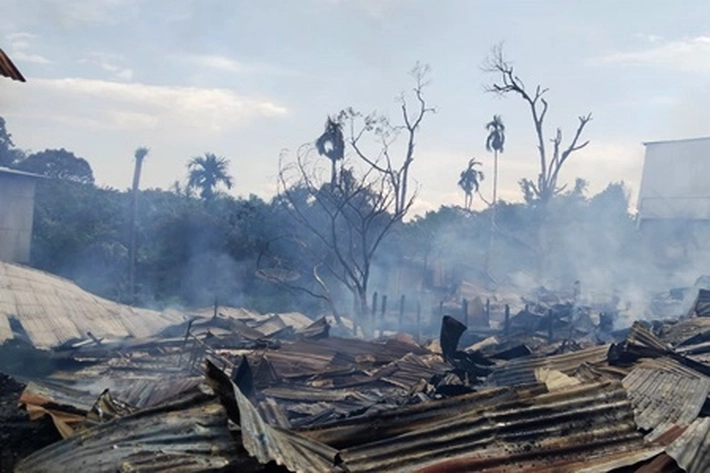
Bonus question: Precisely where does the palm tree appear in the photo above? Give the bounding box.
[485,115,505,209]
[187,153,233,201]
[458,158,484,211]
[315,116,344,186]
[484,115,505,280]
[128,146,149,303]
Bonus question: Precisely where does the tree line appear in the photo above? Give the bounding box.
[0,46,662,329]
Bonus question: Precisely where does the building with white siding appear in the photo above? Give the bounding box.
[0,167,41,263]
[637,137,710,268]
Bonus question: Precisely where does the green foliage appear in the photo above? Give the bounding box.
[0,117,25,166]
[31,180,126,298]
[485,115,505,154]
[187,153,233,201]
[458,158,484,209]
[316,116,345,185]
[16,148,95,184]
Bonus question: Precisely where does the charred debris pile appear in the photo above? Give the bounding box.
[4,289,710,472]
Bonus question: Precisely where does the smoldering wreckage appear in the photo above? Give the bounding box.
[3,263,710,472]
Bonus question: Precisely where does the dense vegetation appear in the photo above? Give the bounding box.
[1,111,648,324]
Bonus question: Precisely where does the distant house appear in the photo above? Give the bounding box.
[0,167,42,263]
[637,137,710,265]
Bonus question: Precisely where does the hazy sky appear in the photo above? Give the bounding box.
[2,0,709,215]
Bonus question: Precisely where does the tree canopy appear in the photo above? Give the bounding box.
[187,153,234,201]
[16,148,95,184]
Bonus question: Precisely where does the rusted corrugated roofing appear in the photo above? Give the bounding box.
[666,417,710,473]
[336,380,654,473]
[0,262,184,348]
[0,48,25,82]
[487,344,610,386]
[301,384,547,449]
[16,388,263,473]
[262,336,428,380]
[206,360,339,473]
[622,357,710,437]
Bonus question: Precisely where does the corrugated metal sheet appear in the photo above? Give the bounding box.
[16,388,262,473]
[0,166,43,179]
[0,49,25,82]
[263,337,428,380]
[301,384,548,449]
[660,315,710,346]
[235,384,339,473]
[206,360,339,473]
[337,380,652,473]
[0,262,184,348]
[487,344,610,386]
[622,358,710,436]
[666,417,710,473]
[371,352,449,390]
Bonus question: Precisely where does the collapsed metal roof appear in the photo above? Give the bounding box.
[0,262,184,348]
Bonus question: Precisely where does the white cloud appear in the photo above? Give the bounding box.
[82,52,133,81]
[635,33,663,44]
[6,31,52,65]
[195,55,256,74]
[590,36,710,73]
[12,51,52,64]
[187,54,304,77]
[27,77,288,133]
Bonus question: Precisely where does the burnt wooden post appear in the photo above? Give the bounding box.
[372,292,379,332]
[504,304,510,337]
[381,295,388,323]
[399,294,405,331]
[416,301,422,341]
[177,318,195,369]
[462,298,469,327]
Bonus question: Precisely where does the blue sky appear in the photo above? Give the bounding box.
[2,0,710,215]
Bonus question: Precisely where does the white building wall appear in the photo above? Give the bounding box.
[638,137,710,220]
[0,174,37,263]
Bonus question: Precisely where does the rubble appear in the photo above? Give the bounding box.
[6,283,710,471]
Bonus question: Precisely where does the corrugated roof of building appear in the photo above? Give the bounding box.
[337,380,654,473]
[487,344,611,386]
[0,48,25,82]
[622,358,710,437]
[15,388,263,473]
[0,166,43,179]
[643,136,710,146]
[666,417,710,473]
[0,262,184,349]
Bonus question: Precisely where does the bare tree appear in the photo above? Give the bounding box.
[484,45,592,205]
[343,62,435,216]
[274,145,413,333]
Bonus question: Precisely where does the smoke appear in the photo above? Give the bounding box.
[367,181,708,332]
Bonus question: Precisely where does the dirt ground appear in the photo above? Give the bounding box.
[0,372,61,473]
